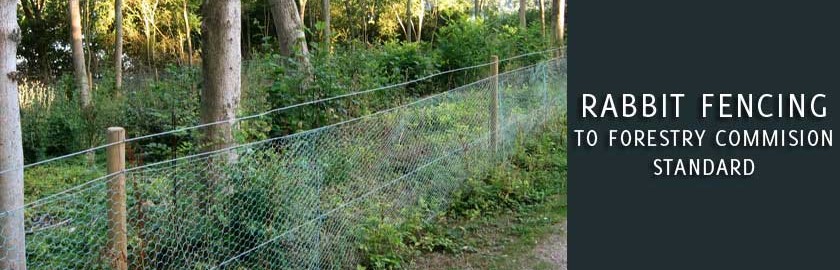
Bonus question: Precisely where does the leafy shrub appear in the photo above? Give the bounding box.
[376,41,440,96]
[355,116,566,269]
[18,77,124,163]
[436,18,493,71]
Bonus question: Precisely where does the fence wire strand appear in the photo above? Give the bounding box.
[0,48,563,177]
[1,56,566,269]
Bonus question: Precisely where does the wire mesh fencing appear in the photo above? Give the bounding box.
[1,57,566,269]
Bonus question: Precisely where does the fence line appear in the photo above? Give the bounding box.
[0,48,562,177]
[214,100,545,268]
[17,59,551,212]
[1,56,566,269]
[17,74,493,212]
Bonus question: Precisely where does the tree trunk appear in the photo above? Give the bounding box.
[200,0,241,161]
[115,0,124,92]
[183,0,193,67]
[396,10,407,39]
[519,0,527,28]
[269,0,313,73]
[69,0,90,109]
[299,0,307,23]
[417,0,425,41]
[83,0,94,93]
[406,0,413,42]
[322,0,330,51]
[0,1,26,268]
[473,0,480,18]
[539,0,546,38]
[552,0,565,47]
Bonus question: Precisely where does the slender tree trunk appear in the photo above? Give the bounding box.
[83,0,93,92]
[115,0,124,91]
[362,1,368,42]
[183,0,193,67]
[406,0,413,42]
[559,0,565,44]
[201,0,241,162]
[269,0,313,73]
[299,0,307,22]
[0,2,26,268]
[519,0,527,28]
[539,0,546,38]
[473,0,479,18]
[430,3,439,45]
[396,10,407,39]
[322,0,330,51]
[70,0,95,164]
[552,0,565,47]
[69,0,91,109]
[417,0,424,41]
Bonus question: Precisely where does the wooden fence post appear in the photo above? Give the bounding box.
[106,127,128,270]
[490,55,500,156]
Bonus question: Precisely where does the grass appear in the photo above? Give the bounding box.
[23,156,106,203]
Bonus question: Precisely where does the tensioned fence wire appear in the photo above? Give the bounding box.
[0,47,563,178]
[1,56,566,269]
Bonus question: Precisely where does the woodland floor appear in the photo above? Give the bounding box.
[410,194,567,270]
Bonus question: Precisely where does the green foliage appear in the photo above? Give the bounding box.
[23,160,104,201]
[263,40,442,136]
[15,6,564,268]
[377,41,441,95]
[436,18,494,70]
[19,79,84,163]
[356,202,458,270]
[18,76,125,163]
[19,6,556,165]
[357,215,415,269]
[122,65,200,160]
[450,118,567,219]
[355,117,567,270]
[17,0,73,78]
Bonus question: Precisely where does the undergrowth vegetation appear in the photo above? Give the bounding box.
[355,116,567,269]
[19,16,554,201]
[12,3,568,266]
[19,55,565,268]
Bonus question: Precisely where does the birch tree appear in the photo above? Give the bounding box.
[0,0,27,268]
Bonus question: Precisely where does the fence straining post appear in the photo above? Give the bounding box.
[490,55,500,157]
[106,127,128,270]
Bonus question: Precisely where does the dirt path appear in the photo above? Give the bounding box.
[533,222,567,270]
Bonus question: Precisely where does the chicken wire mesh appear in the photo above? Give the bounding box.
[1,57,566,269]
